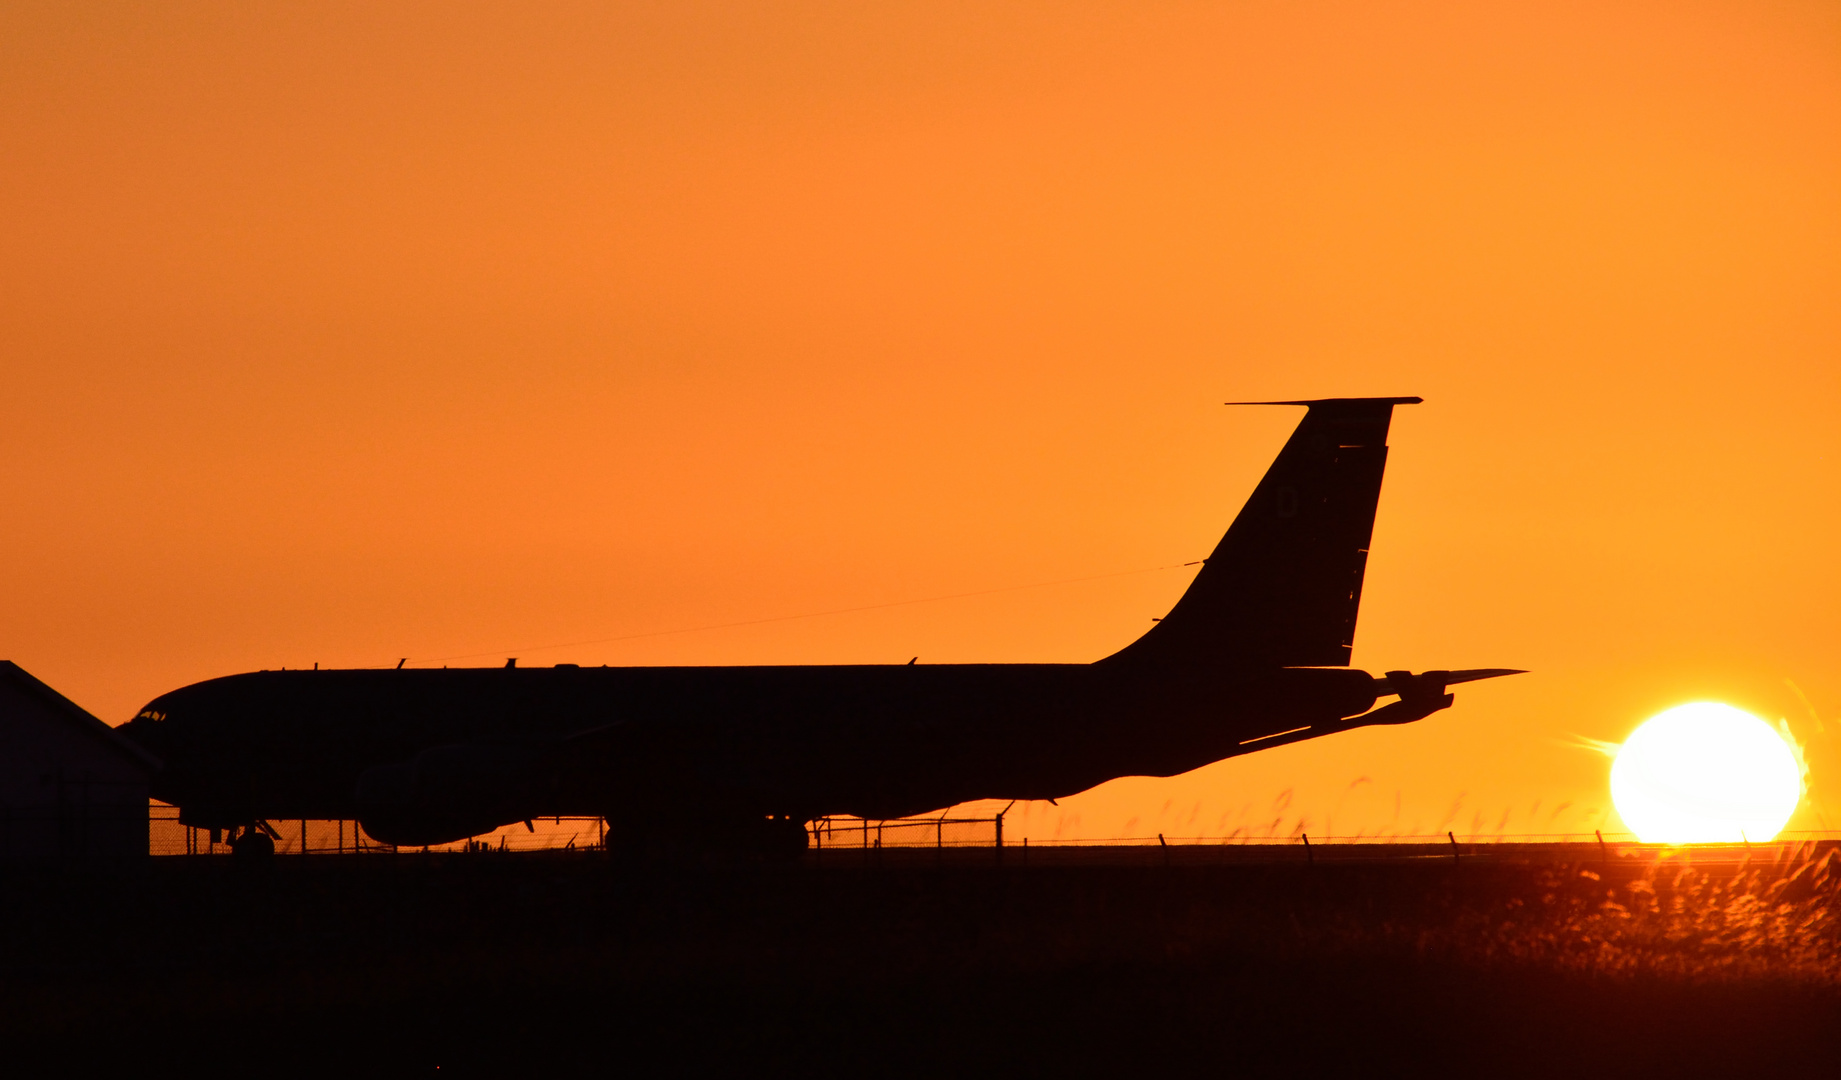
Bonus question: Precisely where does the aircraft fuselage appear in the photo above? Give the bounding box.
[121,659,1379,831]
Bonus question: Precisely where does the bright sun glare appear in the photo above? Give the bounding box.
[1610,702,1802,844]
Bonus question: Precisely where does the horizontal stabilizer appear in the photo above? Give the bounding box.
[1225,397,1423,407]
[1372,668,1526,695]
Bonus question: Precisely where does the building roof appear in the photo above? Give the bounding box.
[0,661,162,773]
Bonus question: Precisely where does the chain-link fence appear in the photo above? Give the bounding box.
[808,815,1004,849]
[146,802,1841,860]
[148,803,608,855]
[147,804,1013,855]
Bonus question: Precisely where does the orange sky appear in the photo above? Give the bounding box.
[3,1,1837,841]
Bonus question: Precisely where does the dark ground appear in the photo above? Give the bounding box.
[4,844,1840,1077]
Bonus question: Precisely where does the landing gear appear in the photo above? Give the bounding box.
[602,812,810,864]
[755,814,810,860]
[230,825,275,862]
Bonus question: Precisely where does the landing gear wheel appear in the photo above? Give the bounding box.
[723,814,809,861]
[601,813,809,864]
[764,815,809,861]
[231,828,275,861]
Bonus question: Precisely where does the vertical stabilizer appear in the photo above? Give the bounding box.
[1109,397,1419,668]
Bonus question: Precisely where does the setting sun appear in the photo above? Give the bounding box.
[1610,703,1802,844]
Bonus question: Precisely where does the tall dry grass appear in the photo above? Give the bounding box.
[1412,845,1841,982]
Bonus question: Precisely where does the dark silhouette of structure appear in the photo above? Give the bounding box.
[117,397,1519,854]
[0,661,158,859]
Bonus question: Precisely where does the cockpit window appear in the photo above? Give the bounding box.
[136,709,166,722]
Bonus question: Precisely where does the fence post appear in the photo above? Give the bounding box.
[1448,830,1460,863]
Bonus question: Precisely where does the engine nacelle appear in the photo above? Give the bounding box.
[355,742,549,847]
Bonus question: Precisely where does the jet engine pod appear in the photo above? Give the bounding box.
[355,741,547,847]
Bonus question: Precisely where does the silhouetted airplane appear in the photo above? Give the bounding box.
[119,397,1519,856]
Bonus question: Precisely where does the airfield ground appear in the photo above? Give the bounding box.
[3,843,1839,1075]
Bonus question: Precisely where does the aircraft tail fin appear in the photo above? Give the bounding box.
[1109,396,1420,668]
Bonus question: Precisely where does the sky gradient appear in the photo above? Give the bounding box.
[4,1,1838,841]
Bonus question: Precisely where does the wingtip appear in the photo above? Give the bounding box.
[1372,668,1528,692]
[1445,668,1529,684]
[1225,396,1424,407]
